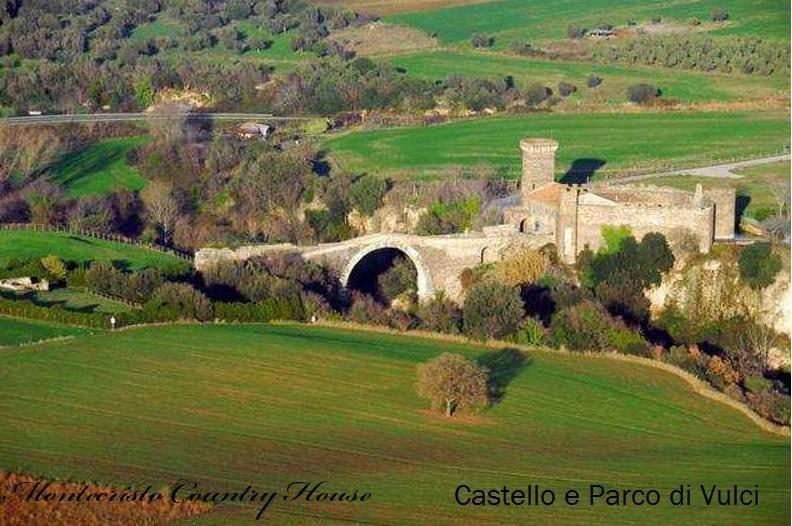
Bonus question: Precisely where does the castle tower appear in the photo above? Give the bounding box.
[520,138,559,201]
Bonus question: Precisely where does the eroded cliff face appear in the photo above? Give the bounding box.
[647,252,790,336]
[347,205,426,235]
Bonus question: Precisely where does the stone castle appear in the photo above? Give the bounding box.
[195,138,737,301]
[502,138,736,263]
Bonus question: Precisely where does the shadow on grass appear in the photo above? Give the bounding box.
[561,158,606,184]
[477,348,530,404]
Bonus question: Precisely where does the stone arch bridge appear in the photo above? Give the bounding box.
[194,231,551,301]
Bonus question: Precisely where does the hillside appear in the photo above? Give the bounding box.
[0,230,190,273]
[0,324,787,524]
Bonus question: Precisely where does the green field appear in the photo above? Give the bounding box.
[0,230,190,273]
[0,323,786,524]
[387,0,790,44]
[390,50,787,103]
[0,315,89,346]
[3,287,133,314]
[47,136,149,197]
[323,110,790,180]
[640,161,791,220]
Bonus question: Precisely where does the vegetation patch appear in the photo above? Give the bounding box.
[0,230,190,273]
[0,323,787,523]
[47,137,149,197]
[0,471,209,525]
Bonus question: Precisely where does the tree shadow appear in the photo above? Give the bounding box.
[476,348,530,404]
[561,158,606,184]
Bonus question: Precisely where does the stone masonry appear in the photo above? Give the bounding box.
[504,138,736,264]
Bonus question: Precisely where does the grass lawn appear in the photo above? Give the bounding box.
[390,50,787,104]
[2,287,133,314]
[0,230,191,273]
[386,0,790,44]
[639,161,791,220]
[323,110,790,181]
[0,315,89,346]
[47,136,149,197]
[0,323,787,524]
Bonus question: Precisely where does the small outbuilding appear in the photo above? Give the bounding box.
[236,122,272,140]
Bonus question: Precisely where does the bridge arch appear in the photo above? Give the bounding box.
[341,241,432,301]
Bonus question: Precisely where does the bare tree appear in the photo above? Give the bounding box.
[416,353,489,417]
[141,180,180,244]
[145,104,190,144]
[0,125,63,187]
[767,179,790,219]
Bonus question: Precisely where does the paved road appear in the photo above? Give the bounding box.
[0,113,311,126]
[614,154,791,183]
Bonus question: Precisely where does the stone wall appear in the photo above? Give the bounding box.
[593,184,693,207]
[574,201,714,256]
[503,200,558,235]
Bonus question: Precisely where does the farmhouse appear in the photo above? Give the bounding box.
[503,138,736,263]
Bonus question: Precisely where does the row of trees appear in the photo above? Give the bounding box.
[592,36,789,76]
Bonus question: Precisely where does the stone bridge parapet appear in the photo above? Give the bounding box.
[195,232,551,301]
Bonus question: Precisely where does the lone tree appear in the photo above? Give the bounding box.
[416,353,489,417]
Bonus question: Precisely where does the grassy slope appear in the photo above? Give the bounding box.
[389,50,787,103]
[0,315,89,346]
[3,288,132,314]
[386,0,790,44]
[323,110,790,180]
[47,137,148,197]
[0,230,190,273]
[640,161,791,219]
[0,324,787,524]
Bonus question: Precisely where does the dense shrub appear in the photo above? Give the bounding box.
[579,231,673,322]
[566,25,586,39]
[508,41,534,56]
[496,246,550,286]
[463,281,524,340]
[213,297,306,322]
[586,75,603,88]
[549,300,647,353]
[415,197,481,235]
[418,291,462,334]
[347,293,388,325]
[377,257,417,302]
[348,175,389,217]
[558,81,577,97]
[626,83,660,104]
[711,9,730,22]
[470,33,494,48]
[146,283,213,321]
[39,255,66,281]
[524,83,551,106]
[738,242,782,289]
[508,316,546,346]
